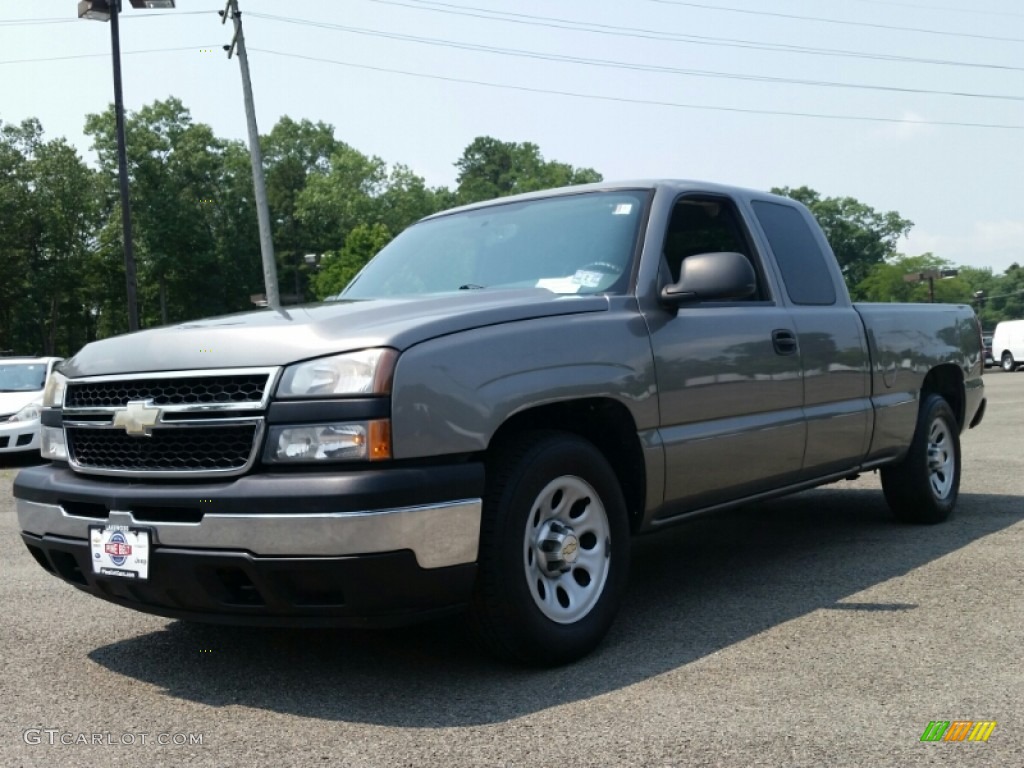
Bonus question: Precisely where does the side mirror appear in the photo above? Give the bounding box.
[660,251,756,305]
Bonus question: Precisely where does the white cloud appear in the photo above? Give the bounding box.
[902,220,1024,273]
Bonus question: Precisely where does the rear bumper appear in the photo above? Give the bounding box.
[14,462,484,625]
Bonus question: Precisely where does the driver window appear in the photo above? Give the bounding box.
[663,198,766,300]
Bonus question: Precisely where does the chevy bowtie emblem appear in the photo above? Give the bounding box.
[112,400,161,437]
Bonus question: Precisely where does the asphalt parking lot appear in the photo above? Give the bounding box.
[2,372,1021,768]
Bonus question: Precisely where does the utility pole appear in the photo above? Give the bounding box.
[109,1,141,331]
[222,0,280,309]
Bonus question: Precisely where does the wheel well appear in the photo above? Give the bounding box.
[487,399,646,532]
[921,365,965,429]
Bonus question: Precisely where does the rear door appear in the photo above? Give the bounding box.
[644,194,806,514]
[747,200,873,477]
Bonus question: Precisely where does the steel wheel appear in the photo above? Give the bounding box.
[523,475,611,625]
[470,431,630,666]
[926,417,955,499]
[1002,352,1016,372]
[881,394,960,524]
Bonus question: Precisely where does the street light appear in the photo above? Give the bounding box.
[77,0,175,332]
[903,268,958,303]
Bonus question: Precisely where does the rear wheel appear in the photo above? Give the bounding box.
[470,431,630,666]
[1002,352,1017,372]
[880,394,960,524]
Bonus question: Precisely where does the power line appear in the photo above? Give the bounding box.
[838,0,1024,18]
[357,0,1024,73]
[0,46,222,66]
[248,47,1024,132]
[248,12,1024,104]
[641,0,1024,44]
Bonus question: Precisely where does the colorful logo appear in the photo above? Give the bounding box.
[920,721,997,742]
[104,531,132,566]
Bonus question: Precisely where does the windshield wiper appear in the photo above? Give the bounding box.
[458,284,486,290]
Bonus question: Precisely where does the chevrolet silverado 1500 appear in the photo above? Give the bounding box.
[14,180,986,665]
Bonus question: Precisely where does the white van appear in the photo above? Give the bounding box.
[991,320,1024,372]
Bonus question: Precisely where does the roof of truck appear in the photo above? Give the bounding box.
[421,179,798,221]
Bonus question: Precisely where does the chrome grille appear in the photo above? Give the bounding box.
[65,373,269,408]
[61,367,278,478]
[67,426,258,472]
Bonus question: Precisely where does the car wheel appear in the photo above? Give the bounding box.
[470,431,630,666]
[880,394,960,524]
[1002,352,1017,372]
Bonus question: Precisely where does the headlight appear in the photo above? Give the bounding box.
[8,402,41,423]
[263,420,391,463]
[40,426,67,461]
[42,372,67,407]
[277,349,397,398]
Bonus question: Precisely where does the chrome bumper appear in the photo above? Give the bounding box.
[17,497,482,569]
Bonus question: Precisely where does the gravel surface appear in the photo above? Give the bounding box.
[2,372,1021,767]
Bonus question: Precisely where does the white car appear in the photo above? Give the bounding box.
[0,357,63,455]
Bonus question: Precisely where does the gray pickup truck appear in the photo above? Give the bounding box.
[15,180,986,665]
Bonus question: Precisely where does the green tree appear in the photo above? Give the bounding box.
[0,119,35,353]
[982,263,1024,324]
[856,254,970,304]
[312,222,392,299]
[262,117,343,302]
[85,98,263,327]
[296,147,449,278]
[0,119,100,355]
[454,136,602,204]
[771,186,913,296]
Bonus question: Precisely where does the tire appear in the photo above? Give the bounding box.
[1002,352,1017,372]
[470,431,630,666]
[880,394,961,524]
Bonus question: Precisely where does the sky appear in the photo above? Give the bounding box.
[2,0,1023,273]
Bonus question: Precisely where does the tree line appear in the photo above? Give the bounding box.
[1,97,1020,357]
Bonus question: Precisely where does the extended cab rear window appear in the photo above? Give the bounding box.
[751,201,837,306]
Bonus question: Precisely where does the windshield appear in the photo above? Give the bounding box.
[341,190,648,298]
[0,363,47,392]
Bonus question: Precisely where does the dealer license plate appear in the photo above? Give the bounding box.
[89,525,150,580]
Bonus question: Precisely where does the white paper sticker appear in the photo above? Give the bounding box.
[612,203,633,215]
[571,270,604,288]
[536,277,582,293]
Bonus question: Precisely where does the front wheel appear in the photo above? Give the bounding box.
[470,431,630,666]
[880,394,961,524]
[1002,352,1017,372]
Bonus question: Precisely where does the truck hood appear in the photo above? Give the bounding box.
[60,289,609,377]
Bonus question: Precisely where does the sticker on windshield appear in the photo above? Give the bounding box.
[612,203,633,215]
[536,277,582,293]
[571,270,604,288]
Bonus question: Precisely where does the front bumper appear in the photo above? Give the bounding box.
[15,462,484,625]
[0,418,39,453]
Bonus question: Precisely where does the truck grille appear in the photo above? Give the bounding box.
[67,426,258,472]
[61,368,277,478]
[65,373,269,408]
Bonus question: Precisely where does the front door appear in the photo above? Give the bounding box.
[646,195,806,515]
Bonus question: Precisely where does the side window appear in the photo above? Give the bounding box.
[751,201,836,306]
[662,197,767,300]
